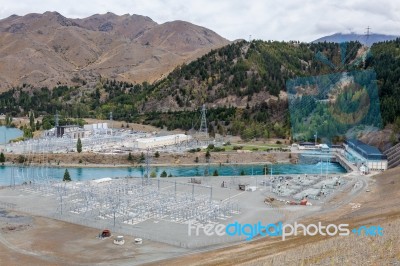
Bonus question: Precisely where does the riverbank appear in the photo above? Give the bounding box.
[2,150,298,168]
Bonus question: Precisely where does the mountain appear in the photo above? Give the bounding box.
[0,12,229,91]
[313,33,398,45]
[0,40,364,140]
[1,38,399,144]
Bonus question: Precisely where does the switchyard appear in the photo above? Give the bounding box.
[0,170,360,248]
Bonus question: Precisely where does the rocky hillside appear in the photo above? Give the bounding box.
[0,11,229,91]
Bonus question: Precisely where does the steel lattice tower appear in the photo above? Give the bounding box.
[55,111,59,127]
[199,104,208,137]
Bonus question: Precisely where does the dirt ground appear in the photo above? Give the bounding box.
[0,209,185,266]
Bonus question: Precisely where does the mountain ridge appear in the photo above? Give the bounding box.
[0,11,230,91]
[312,32,399,45]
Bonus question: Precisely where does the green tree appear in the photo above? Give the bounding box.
[213,169,219,176]
[63,169,71,182]
[127,152,133,161]
[240,169,245,175]
[5,114,12,127]
[0,152,5,164]
[29,111,35,131]
[150,171,157,178]
[205,150,211,161]
[154,151,160,158]
[76,137,82,153]
[23,125,33,139]
[160,170,168,177]
[139,152,145,163]
[264,164,269,175]
[194,156,199,163]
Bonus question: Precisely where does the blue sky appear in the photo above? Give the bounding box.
[0,0,398,41]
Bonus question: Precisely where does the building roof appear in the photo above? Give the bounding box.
[136,134,190,144]
[56,125,81,129]
[345,139,387,160]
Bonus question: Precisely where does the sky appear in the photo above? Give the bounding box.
[0,0,398,42]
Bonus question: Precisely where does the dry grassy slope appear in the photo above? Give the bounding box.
[0,11,230,91]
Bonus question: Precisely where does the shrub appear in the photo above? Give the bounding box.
[77,137,82,153]
[63,169,71,182]
[160,170,168,177]
[223,141,231,146]
[18,155,26,164]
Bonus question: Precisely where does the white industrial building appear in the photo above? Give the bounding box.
[344,139,388,171]
[136,134,192,149]
[83,123,108,132]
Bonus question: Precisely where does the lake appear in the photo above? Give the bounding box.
[0,162,346,186]
[0,126,23,144]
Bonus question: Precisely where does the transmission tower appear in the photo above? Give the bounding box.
[199,104,208,138]
[109,111,113,136]
[55,111,59,127]
[54,111,60,137]
[145,148,151,184]
[365,26,371,46]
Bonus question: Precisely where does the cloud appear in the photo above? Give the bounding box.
[0,0,398,42]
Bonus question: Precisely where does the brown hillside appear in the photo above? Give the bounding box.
[0,12,230,91]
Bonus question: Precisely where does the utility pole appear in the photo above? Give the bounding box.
[314,132,318,146]
[146,148,150,184]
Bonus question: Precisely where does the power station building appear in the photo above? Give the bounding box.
[46,123,109,139]
[344,139,388,171]
[135,134,192,149]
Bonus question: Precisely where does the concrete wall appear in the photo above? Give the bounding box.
[366,160,388,171]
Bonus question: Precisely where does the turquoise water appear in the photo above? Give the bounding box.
[0,162,346,185]
[0,126,23,144]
